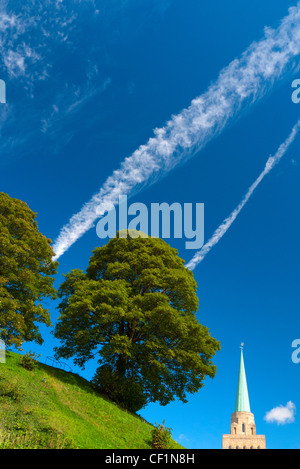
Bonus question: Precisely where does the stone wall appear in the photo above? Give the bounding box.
[222,434,266,449]
[222,411,266,449]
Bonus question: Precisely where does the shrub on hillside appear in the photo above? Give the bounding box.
[19,351,41,371]
[0,377,24,402]
[151,421,172,449]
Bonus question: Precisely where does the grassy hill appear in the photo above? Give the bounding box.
[0,351,183,449]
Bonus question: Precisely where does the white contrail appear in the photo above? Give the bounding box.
[53,3,300,260]
[186,119,300,270]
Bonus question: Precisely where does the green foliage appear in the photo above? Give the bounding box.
[0,192,58,349]
[151,421,173,449]
[92,365,147,413]
[54,231,220,412]
[19,351,41,371]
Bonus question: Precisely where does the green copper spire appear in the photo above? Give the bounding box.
[234,343,251,412]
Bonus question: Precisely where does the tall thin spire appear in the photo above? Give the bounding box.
[222,343,266,449]
[234,343,250,412]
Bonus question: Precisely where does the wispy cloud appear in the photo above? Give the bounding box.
[40,77,111,135]
[264,401,296,425]
[0,12,20,32]
[186,119,300,270]
[53,3,300,259]
[178,433,190,442]
[0,11,32,78]
[0,1,111,161]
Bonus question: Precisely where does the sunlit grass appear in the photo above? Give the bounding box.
[0,351,183,449]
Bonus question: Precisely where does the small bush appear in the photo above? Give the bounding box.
[19,351,41,371]
[151,421,173,449]
[0,377,23,402]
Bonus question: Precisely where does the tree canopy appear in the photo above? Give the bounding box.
[54,231,220,412]
[0,192,58,348]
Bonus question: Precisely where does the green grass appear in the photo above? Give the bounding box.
[0,351,184,449]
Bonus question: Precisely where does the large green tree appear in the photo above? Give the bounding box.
[0,192,58,348]
[54,231,220,412]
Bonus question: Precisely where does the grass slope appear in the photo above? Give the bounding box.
[0,352,183,449]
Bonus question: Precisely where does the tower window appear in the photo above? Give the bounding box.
[242,423,245,433]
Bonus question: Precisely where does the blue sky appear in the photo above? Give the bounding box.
[1,0,300,449]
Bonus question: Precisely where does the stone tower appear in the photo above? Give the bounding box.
[222,345,266,449]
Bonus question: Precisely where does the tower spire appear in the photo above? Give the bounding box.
[222,343,266,449]
[234,343,250,412]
